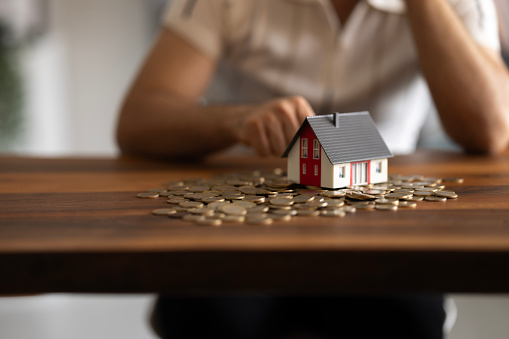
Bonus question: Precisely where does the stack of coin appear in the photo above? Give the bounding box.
[136,169,462,226]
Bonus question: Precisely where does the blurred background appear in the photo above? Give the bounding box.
[0,0,508,338]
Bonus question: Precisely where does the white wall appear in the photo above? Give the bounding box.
[17,0,153,155]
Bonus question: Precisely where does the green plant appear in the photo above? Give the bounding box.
[0,22,24,150]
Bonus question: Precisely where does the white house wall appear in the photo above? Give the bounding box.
[370,158,388,184]
[333,162,351,188]
[287,137,300,184]
[320,148,334,188]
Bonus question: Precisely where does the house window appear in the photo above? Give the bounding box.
[314,165,318,176]
[338,166,345,178]
[301,138,308,158]
[302,163,306,174]
[313,139,320,159]
[376,161,382,174]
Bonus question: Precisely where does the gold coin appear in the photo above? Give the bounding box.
[233,201,257,209]
[269,205,292,211]
[247,206,270,214]
[196,218,222,227]
[246,213,269,220]
[146,188,167,193]
[209,212,226,219]
[401,185,423,189]
[309,196,325,202]
[220,204,248,216]
[442,177,464,183]
[435,191,458,199]
[293,204,315,210]
[208,201,228,210]
[239,186,258,195]
[272,209,297,216]
[273,193,293,198]
[297,209,320,216]
[159,191,175,197]
[364,189,385,195]
[375,204,398,211]
[152,208,177,216]
[202,197,225,203]
[293,195,314,203]
[423,177,442,183]
[270,197,294,206]
[347,192,376,200]
[269,214,292,221]
[167,198,188,204]
[392,189,415,194]
[322,190,346,198]
[179,201,204,209]
[342,206,357,213]
[188,207,215,216]
[320,209,346,217]
[221,215,246,223]
[354,203,375,210]
[406,196,424,202]
[415,187,438,192]
[424,196,447,202]
[325,200,345,207]
[385,193,411,200]
[375,198,399,205]
[304,201,328,208]
[398,201,417,208]
[137,192,159,199]
[222,194,245,200]
[413,191,433,197]
[243,195,266,203]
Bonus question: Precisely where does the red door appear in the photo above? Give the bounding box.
[299,125,321,187]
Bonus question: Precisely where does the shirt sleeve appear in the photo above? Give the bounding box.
[162,0,225,59]
[450,0,501,52]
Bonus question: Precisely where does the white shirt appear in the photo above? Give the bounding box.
[163,0,500,154]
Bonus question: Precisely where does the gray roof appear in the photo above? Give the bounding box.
[281,112,393,164]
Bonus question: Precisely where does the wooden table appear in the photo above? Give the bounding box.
[1,151,508,295]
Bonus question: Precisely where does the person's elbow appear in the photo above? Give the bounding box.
[116,101,142,156]
[462,106,509,155]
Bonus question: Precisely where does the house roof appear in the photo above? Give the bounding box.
[281,112,393,164]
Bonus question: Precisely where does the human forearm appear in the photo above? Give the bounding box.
[117,92,314,159]
[117,92,247,160]
[404,0,509,154]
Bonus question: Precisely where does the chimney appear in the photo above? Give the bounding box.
[333,112,340,128]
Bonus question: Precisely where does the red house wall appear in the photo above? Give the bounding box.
[299,124,321,187]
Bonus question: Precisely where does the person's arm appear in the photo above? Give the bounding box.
[116,29,314,160]
[404,0,509,154]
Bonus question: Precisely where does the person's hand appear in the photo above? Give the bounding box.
[237,96,316,156]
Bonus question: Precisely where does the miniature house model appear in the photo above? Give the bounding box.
[282,112,393,188]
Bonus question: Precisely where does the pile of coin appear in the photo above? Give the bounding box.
[137,169,462,226]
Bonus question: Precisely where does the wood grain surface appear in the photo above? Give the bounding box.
[0,151,508,294]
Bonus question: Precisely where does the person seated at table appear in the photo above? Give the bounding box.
[116,0,508,338]
[117,0,509,161]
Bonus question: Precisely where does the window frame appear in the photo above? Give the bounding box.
[301,138,308,158]
[313,139,320,159]
[338,166,345,178]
